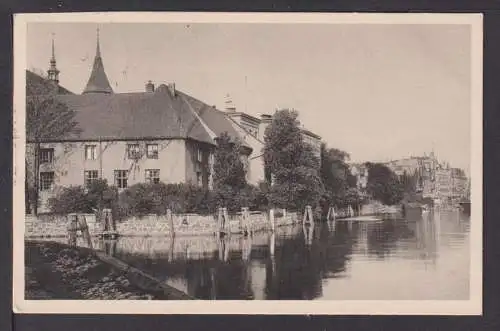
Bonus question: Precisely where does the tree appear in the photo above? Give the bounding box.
[263,109,323,212]
[319,143,359,210]
[399,170,420,202]
[212,132,248,211]
[26,73,81,215]
[365,162,404,206]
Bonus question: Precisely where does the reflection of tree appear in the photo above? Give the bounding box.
[264,224,355,300]
[113,224,356,300]
[367,220,416,259]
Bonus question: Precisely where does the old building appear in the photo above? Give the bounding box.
[27,32,324,212]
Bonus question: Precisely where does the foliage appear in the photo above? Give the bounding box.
[319,143,360,210]
[116,182,214,218]
[48,186,94,215]
[263,109,323,211]
[365,162,404,205]
[26,72,81,215]
[48,179,118,216]
[212,132,248,210]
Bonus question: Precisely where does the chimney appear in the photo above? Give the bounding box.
[258,114,273,141]
[145,80,155,92]
[224,94,236,112]
[167,83,176,97]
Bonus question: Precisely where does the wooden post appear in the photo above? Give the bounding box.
[217,207,223,238]
[222,207,229,234]
[241,207,250,236]
[167,209,175,238]
[303,205,314,225]
[68,213,78,247]
[269,208,275,232]
[78,214,93,249]
[246,208,252,235]
[270,232,275,257]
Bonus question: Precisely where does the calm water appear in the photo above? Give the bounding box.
[101,208,470,300]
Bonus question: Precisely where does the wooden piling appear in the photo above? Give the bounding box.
[269,208,275,232]
[223,207,229,234]
[241,207,250,236]
[327,206,336,222]
[67,213,78,247]
[78,214,93,249]
[167,209,175,238]
[303,205,314,226]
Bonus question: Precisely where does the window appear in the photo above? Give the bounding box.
[145,169,160,184]
[84,170,99,187]
[197,148,203,162]
[114,170,128,189]
[127,144,141,159]
[146,144,158,159]
[85,145,97,160]
[39,172,54,191]
[39,148,54,164]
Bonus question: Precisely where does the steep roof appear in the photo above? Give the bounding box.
[178,92,252,149]
[26,70,74,95]
[53,89,214,144]
[82,35,113,94]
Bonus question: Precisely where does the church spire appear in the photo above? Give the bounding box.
[47,33,59,84]
[82,28,113,94]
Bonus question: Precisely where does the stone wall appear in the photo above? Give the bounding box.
[25,214,98,238]
[360,201,402,215]
[25,210,300,238]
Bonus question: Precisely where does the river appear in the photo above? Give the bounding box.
[100,207,470,300]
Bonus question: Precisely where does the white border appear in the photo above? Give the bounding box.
[13,12,483,315]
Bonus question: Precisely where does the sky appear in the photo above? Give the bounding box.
[26,22,472,172]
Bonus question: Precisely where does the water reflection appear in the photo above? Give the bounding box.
[99,208,470,300]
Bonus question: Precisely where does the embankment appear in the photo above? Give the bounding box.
[25,240,192,300]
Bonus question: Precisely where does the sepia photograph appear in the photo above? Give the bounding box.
[13,12,482,315]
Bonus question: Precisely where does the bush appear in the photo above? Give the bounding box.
[48,180,269,219]
[117,182,215,218]
[48,186,94,215]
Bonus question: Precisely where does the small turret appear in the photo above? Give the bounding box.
[47,33,60,84]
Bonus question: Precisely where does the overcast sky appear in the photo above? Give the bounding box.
[26,22,471,172]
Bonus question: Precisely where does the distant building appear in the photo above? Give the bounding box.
[349,163,369,190]
[385,153,468,201]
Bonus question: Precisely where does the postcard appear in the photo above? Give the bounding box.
[13,12,483,315]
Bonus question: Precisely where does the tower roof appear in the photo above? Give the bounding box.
[83,29,113,94]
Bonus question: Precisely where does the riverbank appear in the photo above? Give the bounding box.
[25,241,171,300]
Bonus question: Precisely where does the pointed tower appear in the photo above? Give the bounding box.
[47,34,60,84]
[83,28,113,94]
